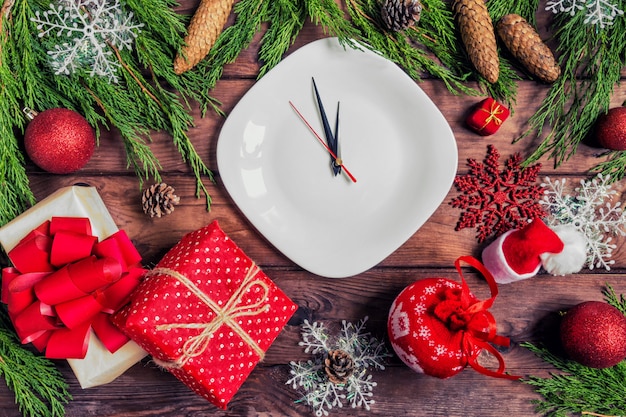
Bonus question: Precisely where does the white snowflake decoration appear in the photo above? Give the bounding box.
[32,0,143,83]
[546,0,624,28]
[286,317,389,416]
[541,174,626,270]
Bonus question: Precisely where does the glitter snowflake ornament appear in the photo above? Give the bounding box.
[545,0,624,28]
[286,317,389,416]
[32,0,143,83]
[541,174,626,270]
[450,145,545,243]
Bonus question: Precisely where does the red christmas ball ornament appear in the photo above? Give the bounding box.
[24,108,95,174]
[595,107,626,150]
[560,301,626,368]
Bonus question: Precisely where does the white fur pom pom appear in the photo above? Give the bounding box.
[540,224,587,276]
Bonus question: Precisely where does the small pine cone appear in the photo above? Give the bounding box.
[324,349,354,384]
[173,0,235,74]
[497,14,561,83]
[452,0,499,84]
[142,183,180,218]
[381,0,422,31]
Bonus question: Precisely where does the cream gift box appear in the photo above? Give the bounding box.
[0,185,148,388]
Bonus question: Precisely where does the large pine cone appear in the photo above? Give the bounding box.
[173,0,235,74]
[324,349,355,384]
[497,14,560,83]
[452,0,499,83]
[381,0,422,31]
[142,183,180,218]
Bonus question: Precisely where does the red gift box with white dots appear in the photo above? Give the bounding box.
[113,221,297,409]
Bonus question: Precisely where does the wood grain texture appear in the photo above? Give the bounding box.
[3,1,626,416]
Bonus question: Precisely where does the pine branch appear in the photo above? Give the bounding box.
[0,308,70,417]
[604,284,626,315]
[197,0,269,89]
[305,0,359,45]
[522,286,626,417]
[258,0,306,77]
[0,39,35,224]
[345,0,478,97]
[519,7,626,180]
[523,342,626,417]
[0,0,221,217]
[487,0,540,25]
[0,2,36,226]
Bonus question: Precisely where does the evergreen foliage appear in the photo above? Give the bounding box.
[0,307,71,417]
[518,3,626,182]
[523,285,626,417]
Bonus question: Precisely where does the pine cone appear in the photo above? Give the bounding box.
[324,349,354,384]
[142,183,180,218]
[381,0,422,31]
[452,0,499,84]
[497,14,560,83]
[173,0,235,74]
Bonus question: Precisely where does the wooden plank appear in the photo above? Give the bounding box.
[0,269,623,416]
[25,174,626,270]
[4,1,626,416]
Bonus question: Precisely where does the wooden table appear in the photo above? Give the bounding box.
[2,2,626,416]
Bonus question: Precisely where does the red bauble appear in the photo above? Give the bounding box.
[24,108,95,174]
[560,301,626,368]
[595,107,626,150]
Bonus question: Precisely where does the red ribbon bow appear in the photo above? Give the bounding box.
[435,256,520,380]
[1,217,144,359]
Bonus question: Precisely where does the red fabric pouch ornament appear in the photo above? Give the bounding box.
[466,97,510,136]
[388,256,519,380]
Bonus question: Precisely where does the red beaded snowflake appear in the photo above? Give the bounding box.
[450,145,545,243]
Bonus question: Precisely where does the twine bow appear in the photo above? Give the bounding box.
[146,264,270,368]
[478,100,505,131]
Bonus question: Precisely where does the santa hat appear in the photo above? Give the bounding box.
[540,224,587,276]
[482,219,586,284]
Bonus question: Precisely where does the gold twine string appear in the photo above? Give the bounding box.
[478,100,505,131]
[145,263,270,368]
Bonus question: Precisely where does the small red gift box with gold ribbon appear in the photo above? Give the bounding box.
[113,220,298,409]
[0,185,148,388]
[466,97,510,136]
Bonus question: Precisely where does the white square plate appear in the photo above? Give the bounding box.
[217,37,457,278]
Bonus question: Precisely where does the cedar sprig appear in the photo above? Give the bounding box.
[604,284,626,315]
[1,0,40,226]
[523,342,626,417]
[518,5,626,181]
[196,0,269,89]
[345,0,478,97]
[196,0,359,86]
[258,0,306,77]
[2,0,220,218]
[304,0,359,46]
[487,0,539,25]
[522,285,626,417]
[0,21,35,226]
[0,308,71,417]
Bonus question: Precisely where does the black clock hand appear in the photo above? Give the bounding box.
[311,77,340,176]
